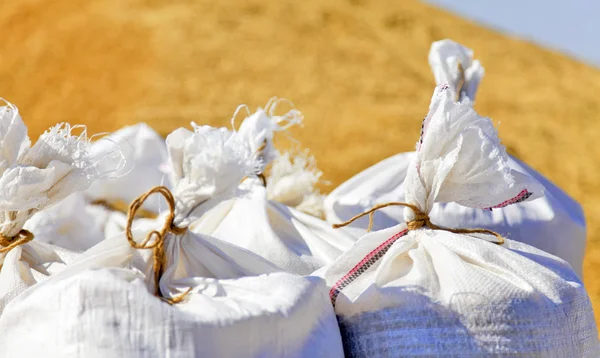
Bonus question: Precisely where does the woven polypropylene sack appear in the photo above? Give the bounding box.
[0,102,112,313]
[324,39,586,277]
[190,107,355,275]
[319,86,598,356]
[0,122,345,357]
[0,267,343,358]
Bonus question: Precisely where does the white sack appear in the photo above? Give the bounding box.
[324,38,586,277]
[192,178,355,275]
[87,123,170,213]
[25,193,106,252]
[0,268,342,358]
[191,105,355,275]
[236,98,326,218]
[324,151,586,277]
[0,101,104,313]
[234,97,303,168]
[0,122,345,357]
[319,86,598,356]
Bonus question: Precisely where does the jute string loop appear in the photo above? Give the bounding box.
[333,201,504,245]
[126,186,189,304]
[91,198,157,219]
[0,229,34,253]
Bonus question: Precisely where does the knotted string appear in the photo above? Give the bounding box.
[126,186,190,304]
[0,229,34,253]
[91,198,158,219]
[333,201,504,245]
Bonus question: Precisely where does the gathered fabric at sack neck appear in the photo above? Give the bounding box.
[333,200,504,244]
[0,101,121,256]
[123,123,263,304]
[333,83,543,245]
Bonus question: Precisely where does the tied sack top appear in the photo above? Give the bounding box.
[323,38,587,278]
[319,85,598,357]
[191,101,355,275]
[0,101,118,313]
[0,120,345,358]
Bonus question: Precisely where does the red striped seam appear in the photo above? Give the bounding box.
[329,229,409,305]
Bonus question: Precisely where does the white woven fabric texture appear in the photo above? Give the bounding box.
[318,86,598,356]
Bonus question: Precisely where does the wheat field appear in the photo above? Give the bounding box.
[1,0,600,326]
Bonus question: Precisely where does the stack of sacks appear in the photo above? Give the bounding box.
[317,84,598,356]
[0,38,594,357]
[0,122,345,357]
[324,39,587,278]
[28,98,354,277]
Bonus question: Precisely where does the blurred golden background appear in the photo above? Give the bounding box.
[2,0,599,324]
